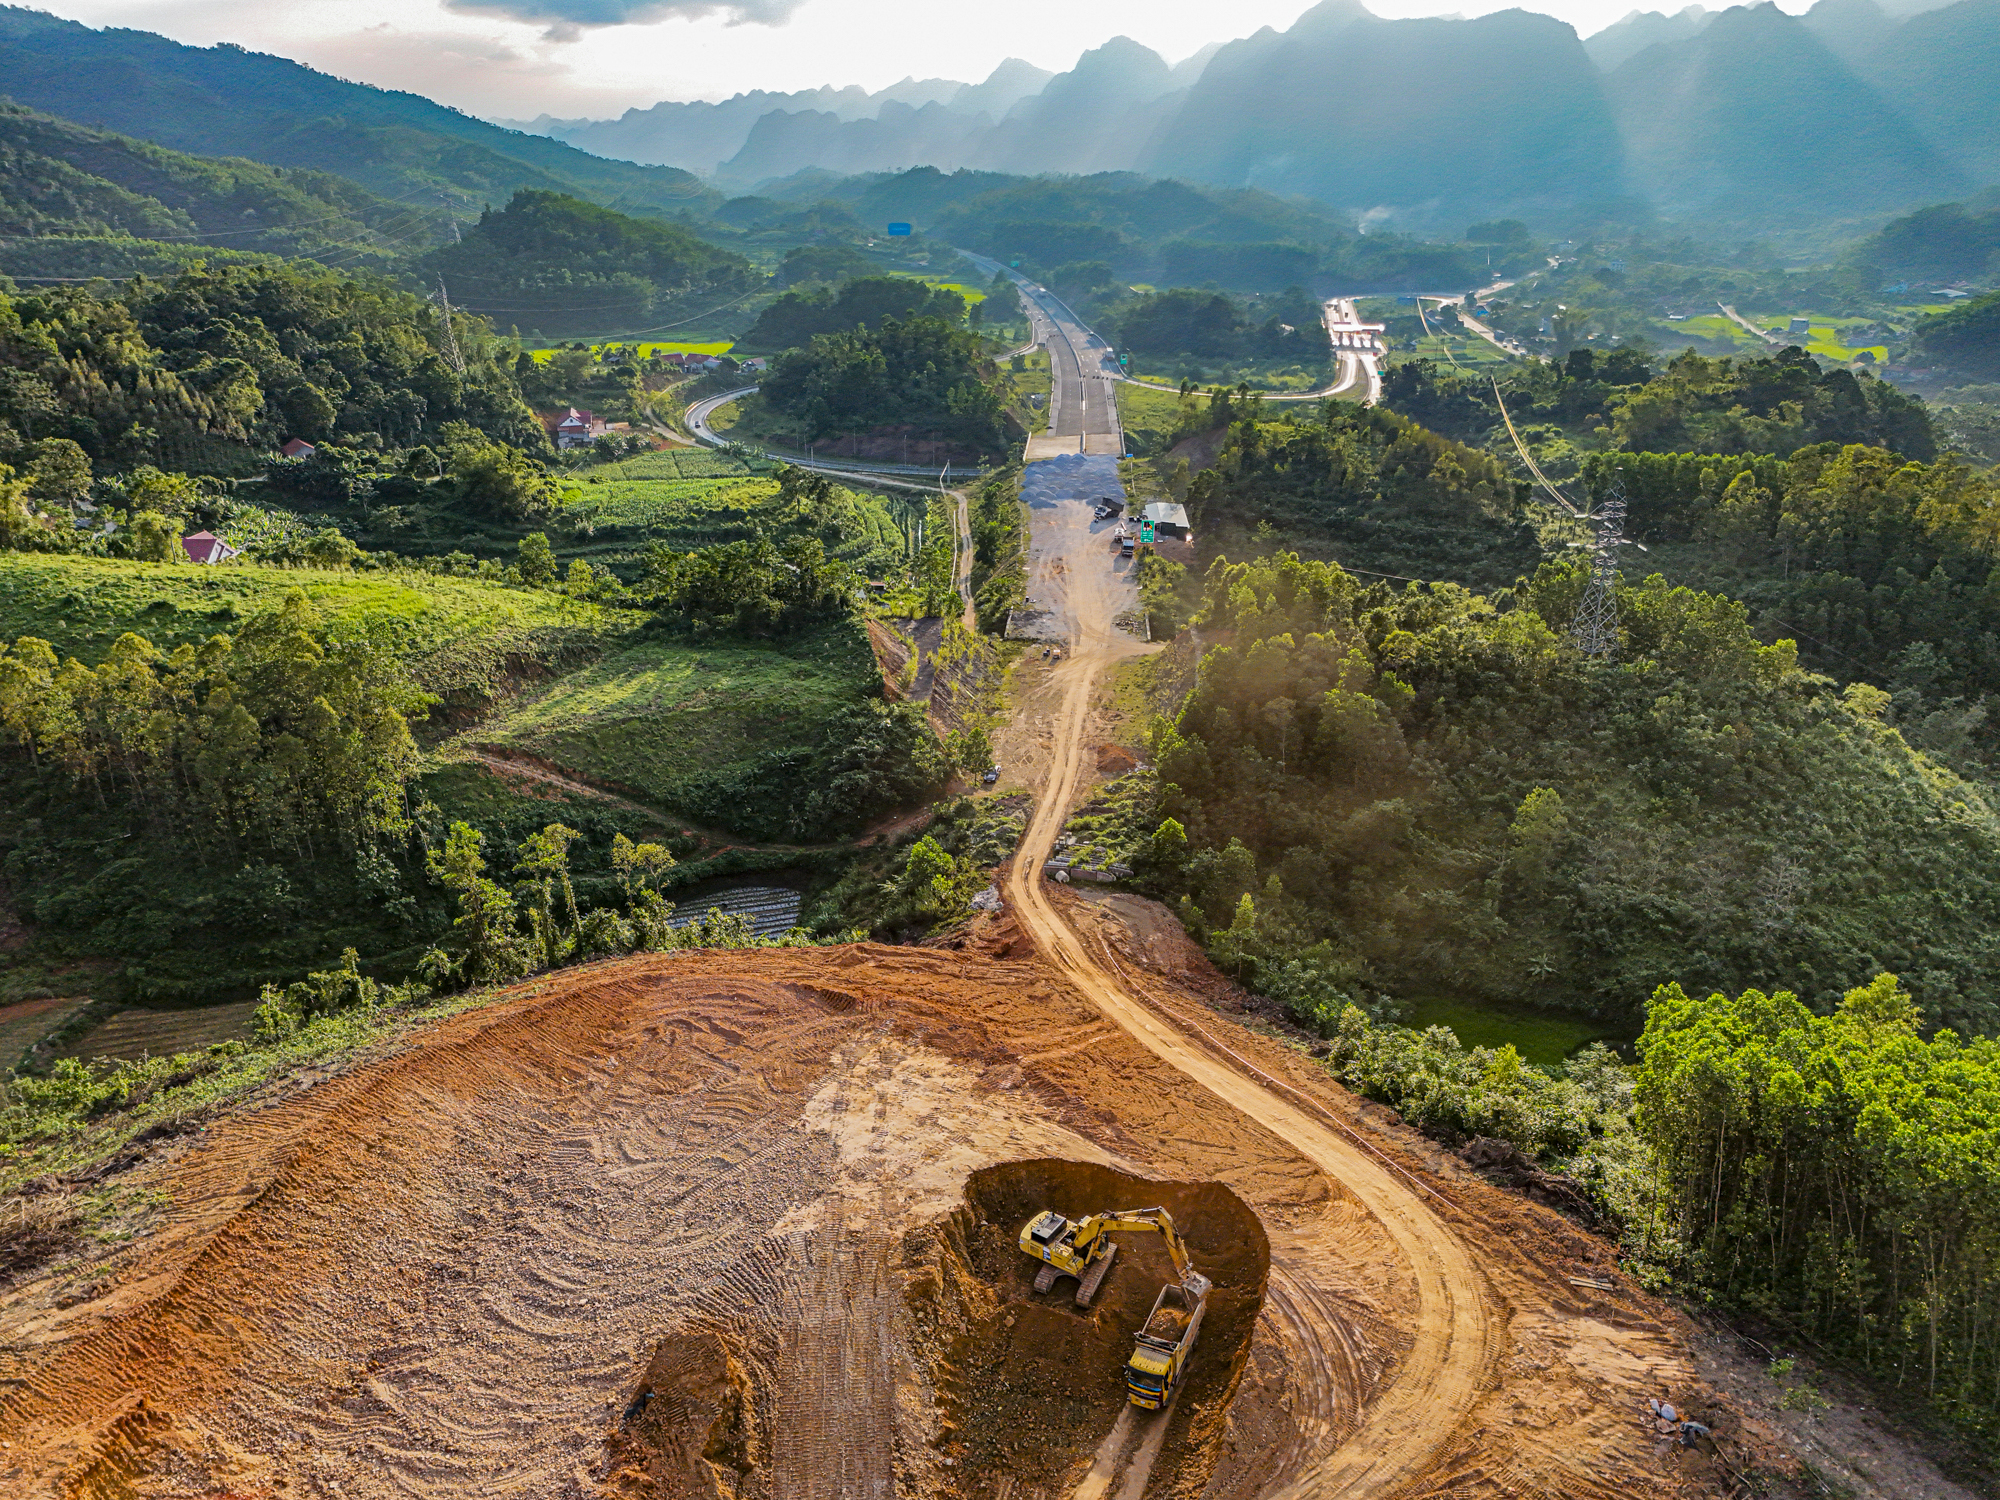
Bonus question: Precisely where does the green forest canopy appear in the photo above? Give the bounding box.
[419,190,755,341]
[0,101,424,265]
[1148,549,2000,1039]
[0,263,545,472]
[737,274,968,353]
[759,314,1011,456]
[1912,289,2000,380]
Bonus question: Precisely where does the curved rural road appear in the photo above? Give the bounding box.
[685,385,976,487]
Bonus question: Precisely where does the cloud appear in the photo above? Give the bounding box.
[444,0,810,39]
[301,24,642,117]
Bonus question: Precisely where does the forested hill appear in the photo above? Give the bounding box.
[0,263,544,472]
[0,5,716,219]
[418,191,755,341]
[0,102,427,274]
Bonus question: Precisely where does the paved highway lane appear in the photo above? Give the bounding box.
[961,251,1124,458]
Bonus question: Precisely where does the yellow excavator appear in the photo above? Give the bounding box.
[1018,1206,1213,1409]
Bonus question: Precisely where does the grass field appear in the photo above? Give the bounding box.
[1117,381,1191,456]
[1403,995,1631,1066]
[567,453,915,575]
[705,393,809,451]
[1001,349,1051,433]
[525,342,737,362]
[458,619,880,821]
[1123,360,1329,392]
[0,555,638,689]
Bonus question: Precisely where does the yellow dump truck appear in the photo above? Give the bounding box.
[1125,1282,1206,1408]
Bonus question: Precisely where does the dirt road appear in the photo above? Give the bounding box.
[1001,461,1498,1495]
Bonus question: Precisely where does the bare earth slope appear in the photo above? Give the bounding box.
[0,939,1699,1500]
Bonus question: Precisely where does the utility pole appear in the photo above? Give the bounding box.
[436,277,466,376]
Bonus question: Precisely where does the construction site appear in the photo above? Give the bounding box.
[0,295,1964,1500]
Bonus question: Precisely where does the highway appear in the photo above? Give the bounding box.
[1321,295,1386,404]
[960,251,1125,458]
[975,250,1384,417]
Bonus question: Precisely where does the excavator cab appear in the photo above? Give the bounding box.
[1024,1211,1068,1247]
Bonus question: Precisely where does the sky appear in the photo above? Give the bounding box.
[30,0,1825,120]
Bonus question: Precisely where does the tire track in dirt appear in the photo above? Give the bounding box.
[1001,501,1500,1497]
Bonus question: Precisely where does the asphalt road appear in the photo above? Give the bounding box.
[683,385,972,489]
[961,251,1124,458]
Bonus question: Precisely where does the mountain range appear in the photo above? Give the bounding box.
[0,5,714,221]
[512,0,1999,227]
[0,0,1992,236]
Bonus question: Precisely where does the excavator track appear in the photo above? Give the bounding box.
[1075,1241,1118,1307]
[1034,1263,1060,1294]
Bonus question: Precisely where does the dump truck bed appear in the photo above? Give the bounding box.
[1126,1282,1207,1408]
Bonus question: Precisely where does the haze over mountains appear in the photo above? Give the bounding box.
[505,0,1999,226]
[0,0,1991,235]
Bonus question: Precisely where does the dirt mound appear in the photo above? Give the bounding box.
[607,1329,758,1498]
[1095,744,1139,774]
[905,1159,1267,1498]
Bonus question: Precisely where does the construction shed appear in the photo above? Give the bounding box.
[1140,502,1191,539]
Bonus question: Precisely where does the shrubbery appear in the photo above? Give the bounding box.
[760,316,1011,457]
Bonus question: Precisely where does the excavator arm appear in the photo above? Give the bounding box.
[1068,1207,1200,1289]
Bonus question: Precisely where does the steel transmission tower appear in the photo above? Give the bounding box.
[1569,484,1627,659]
[436,277,466,376]
[1492,377,1641,660]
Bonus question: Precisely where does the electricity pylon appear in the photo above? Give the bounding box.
[1491,377,1643,659]
[1569,484,1627,658]
[436,277,466,376]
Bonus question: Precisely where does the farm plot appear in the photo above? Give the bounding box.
[457,618,883,834]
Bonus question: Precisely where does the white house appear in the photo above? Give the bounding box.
[555,407,608,449]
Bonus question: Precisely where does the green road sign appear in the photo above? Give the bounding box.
[1139,521,1155,543]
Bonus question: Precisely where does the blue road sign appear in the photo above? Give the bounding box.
[887,222,912,236]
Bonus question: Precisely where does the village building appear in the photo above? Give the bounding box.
[278,438,316,459]
[180,531,240,565]
[554,407,608,449]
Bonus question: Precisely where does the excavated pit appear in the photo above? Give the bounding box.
[906,1158,1269,1498]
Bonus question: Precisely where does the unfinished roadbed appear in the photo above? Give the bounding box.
[0,938,1703,1500]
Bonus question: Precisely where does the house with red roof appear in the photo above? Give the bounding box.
[180,531,240,565]
[554,407,607,450]
[278,438,316,459]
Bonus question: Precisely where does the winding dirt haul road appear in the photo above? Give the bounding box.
[1002,516,1495,1497]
